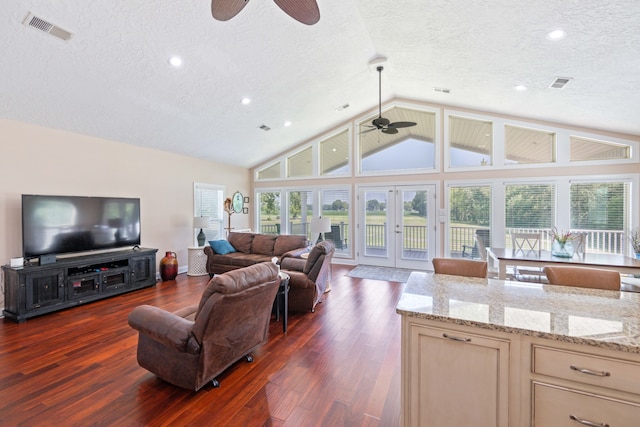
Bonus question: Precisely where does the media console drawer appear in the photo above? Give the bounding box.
[532,345,640,395]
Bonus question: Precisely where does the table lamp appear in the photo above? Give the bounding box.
[310,217,331,245]
[193,216,211,246]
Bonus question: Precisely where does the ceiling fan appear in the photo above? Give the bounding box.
[361,66,417,135]
[211,0,320,25]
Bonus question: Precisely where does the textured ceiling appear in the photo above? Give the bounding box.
[1,0,639,168]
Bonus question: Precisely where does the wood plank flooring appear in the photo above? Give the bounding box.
[0,265,404,426]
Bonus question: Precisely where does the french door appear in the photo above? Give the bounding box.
[358,185,436,270]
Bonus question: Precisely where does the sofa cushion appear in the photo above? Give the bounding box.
[227,232,254,253]
[209,239,236,255]
[251,234,277,255]
[274,234,307,256]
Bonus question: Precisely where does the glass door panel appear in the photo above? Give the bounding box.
[359,185,435,270]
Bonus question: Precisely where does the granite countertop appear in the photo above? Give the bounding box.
[396,272,640,353]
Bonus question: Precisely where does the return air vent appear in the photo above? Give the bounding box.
[23,13,74,42]
[259,124,271,131]
[549,77,572,89]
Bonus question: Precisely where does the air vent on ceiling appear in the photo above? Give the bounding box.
[259,124,271,131]
[433,87,451,94]
[22,12,74,42]
[549,77,572,89]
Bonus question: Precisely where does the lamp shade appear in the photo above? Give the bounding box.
[193,216,211,229]
[310,217,331,233]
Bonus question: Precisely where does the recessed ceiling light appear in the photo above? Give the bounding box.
[514,85,527,91]
[284,121,292,127]
[168,56,182,67]
[547,29,566,40]
[241,97,251,105]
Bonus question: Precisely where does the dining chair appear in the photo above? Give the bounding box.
[462,229,490,260]
[432,258,487,278]
[543,265,621,290]
[472,231,504,279]
[570,232,587,258]
[510,232,546,282]
[511,232,542,255]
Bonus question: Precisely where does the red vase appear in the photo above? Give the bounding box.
[160,251,178,281]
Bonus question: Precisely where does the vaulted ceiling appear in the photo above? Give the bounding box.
[2,1,639,168]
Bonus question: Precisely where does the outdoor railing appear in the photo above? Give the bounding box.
[450,226,625,256]
[261,223,626,256]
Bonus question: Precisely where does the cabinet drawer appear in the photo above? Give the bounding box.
[533,345,640,395]
[533,382,640,427]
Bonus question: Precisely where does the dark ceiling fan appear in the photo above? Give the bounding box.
[211,0,320,25]
[361,66,417,135]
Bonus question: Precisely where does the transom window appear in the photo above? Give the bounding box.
[570,136,631,162]
[320,130,349,176]
[505,125,555,164]
[257,162,280,179]
[448,116,493,167]
[287,147,312,178]
[358,107,436,173]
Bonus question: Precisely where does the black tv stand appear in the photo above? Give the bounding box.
[2,247,157,323]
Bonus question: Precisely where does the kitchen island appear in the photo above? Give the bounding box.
[396,272,640,427]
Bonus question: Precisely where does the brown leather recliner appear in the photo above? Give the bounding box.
[432,257,488,278]
[279,240,335,312]
[128,262,281,391]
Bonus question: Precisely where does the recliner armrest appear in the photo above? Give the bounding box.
[128,305,195,353]
[280,247,309,262]
[280,256,306,272]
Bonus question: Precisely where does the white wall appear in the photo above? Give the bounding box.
[0,119,251,290]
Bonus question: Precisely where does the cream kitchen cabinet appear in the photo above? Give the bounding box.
[402,318,512,427]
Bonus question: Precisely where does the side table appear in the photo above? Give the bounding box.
[187,247,208,276]
[274,271,290,333]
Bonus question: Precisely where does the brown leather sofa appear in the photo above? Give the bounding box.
[432,257,488,278]
[204,232,307,275]
[279,240,335,312]
[128,262,281,391]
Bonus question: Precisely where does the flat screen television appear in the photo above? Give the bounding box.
[22,194,141,259]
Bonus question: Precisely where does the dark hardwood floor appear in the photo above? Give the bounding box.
[0,265,403,426]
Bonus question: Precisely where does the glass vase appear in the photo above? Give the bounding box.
[551,240,574,258]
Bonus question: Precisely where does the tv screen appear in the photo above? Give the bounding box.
[22,195,141,259]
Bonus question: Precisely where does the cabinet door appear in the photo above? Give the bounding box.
[130,255,155,285]
[25,270,64,310]
[406,322,510,427]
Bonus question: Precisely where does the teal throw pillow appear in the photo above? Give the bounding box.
[209,240,236,255]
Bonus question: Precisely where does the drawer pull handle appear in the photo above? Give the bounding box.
[570,365,611,377]
[569,414,609,427]
[442,333,471,343]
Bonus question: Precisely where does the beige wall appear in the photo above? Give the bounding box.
[0,118,251,281]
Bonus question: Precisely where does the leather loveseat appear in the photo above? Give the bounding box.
[128,262,281,391]
[204,232,307,276]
